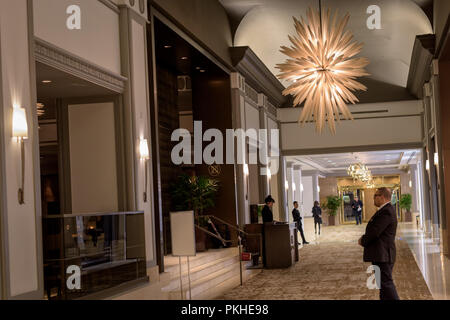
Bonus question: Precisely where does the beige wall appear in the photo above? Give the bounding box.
[318,177,340,226]
[0,0,40,298]
[279,100,423,152]
[68,102,119,213]
[33,0,122,74]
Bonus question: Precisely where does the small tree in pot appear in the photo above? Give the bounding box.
[170,174,219,252]
[399,193,412,222]
[322,196,342,226]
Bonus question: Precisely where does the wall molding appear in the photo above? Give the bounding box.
[34,37,127,94]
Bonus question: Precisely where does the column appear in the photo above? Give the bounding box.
[293,165,302,210]
[312,172,320,203]
[0,0,43,299]
[258,93,270,200]
[120,3,156,270]
[286,162,294,222]
[277,156,288,222]
[230,72,248,226]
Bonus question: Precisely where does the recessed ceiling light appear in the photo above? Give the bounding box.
[181,56,188,60]
[196,67,201,70]
[200,69,206,73]
[164,45,172,49]
[42,80,52,84]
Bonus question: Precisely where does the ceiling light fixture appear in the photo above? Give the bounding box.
[36,103,45,117]
[164,45,172,49]
[181,56,188,60]
[276,1,370,134]
[42,80,52,84]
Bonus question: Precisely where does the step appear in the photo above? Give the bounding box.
[162,254,240,291]
[164,248,239,273]
[168,261,241,299]
[167,261,261,300]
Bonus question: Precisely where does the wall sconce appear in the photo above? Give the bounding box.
[409,180,412,188]
[434,153,439,166]
[12,107,28,205]
[426,159,430,171]
[317,186,321,193]
[243,163,249,176]
[285,180,289,190]
[140,139,150,203]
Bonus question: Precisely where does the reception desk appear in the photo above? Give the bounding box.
[264,222,298,268]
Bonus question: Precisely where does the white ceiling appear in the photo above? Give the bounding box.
[221,0,433,89]
[288,149,420,175]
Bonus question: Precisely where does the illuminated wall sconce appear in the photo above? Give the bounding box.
[285,180,289,190]
[317,186,321,193]
[434,153,439,166]
[243,163,249,176]
[409,180,412,188]
[12,107,28,205]
[140,139,150,203]
[426,159,430,171]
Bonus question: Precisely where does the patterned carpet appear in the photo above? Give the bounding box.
[221,223,433,300]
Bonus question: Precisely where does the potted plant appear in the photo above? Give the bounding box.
[323,196,342,226]
[170,174,219,252]
[399,193,412,222]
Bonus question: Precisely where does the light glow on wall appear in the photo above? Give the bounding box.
[12,107,28,139]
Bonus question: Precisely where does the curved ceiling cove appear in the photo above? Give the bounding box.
[232,0,432,89]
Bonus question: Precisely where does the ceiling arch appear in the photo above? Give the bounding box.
[225,0,432,91]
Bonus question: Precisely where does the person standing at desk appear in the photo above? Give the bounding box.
[292,201,309,245]
[262,195,275,223]
[262,195,275,267]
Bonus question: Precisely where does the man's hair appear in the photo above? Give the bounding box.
[293,201,298,205]
[377,187,392,200]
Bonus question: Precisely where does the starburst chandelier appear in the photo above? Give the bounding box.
[276,1,370,134]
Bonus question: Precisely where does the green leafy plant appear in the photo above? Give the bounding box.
[170,174,219,222]
[323,195,342,217]
[399,193,412,212]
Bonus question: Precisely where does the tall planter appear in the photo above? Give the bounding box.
[323,196,342,226]
[400,194,413,222]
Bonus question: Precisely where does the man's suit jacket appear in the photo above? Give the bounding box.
[361,203,397,263]
[292,208,302,223]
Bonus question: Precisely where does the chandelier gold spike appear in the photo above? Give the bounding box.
[276,2,370,134]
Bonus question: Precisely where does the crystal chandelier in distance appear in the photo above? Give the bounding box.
[276,5,370,134]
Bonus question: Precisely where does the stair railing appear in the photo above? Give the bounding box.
[196,215,263,286]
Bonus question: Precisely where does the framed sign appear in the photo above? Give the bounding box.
[170,211,196,256]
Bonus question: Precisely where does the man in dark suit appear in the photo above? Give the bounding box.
[358,187,399,300]
[352,196,363,225]
[292,201,309,245]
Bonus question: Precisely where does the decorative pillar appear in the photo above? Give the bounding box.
[230,72,249,226]
[0,0,43,299]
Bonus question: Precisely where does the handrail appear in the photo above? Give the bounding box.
[196,215,264,286]
[198,215,260,238]
[194,225,233,244]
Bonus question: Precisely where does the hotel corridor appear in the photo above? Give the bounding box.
[221,220,436,300]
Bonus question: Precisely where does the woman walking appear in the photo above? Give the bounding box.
[312,201,323,235]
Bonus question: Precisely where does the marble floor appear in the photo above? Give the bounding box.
[220,219,435,300]
[397,222,450,300]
